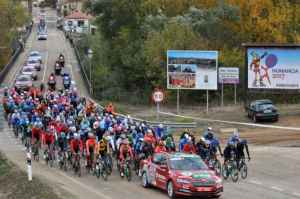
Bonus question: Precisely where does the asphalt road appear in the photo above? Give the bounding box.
[0,7,300,199]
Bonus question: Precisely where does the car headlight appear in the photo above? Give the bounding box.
[215,177,222,185]
[176,178,191,184]
[180,171,193,177]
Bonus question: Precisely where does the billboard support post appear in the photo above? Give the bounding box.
[177,89,180,114]
[206,90,209,114]
[234,84,237,105]
[221,80,224,107]
[156,102,160,121]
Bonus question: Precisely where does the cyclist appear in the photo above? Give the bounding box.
[223,141,237,165]
[96,138,108,161]
[86,133,97,170]
[182,135,196,154]
[196,137,209,161]
[70,133,83,167]
[154,140,167,153]
[155,124,165,140]
[203,127,223,158]
[119,138,133,177]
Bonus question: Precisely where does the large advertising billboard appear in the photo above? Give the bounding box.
[167,50,218,90]
[247,47,300,89]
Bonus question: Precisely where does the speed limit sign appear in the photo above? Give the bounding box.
[152,90,164,103]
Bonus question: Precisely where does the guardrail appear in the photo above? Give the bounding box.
[65,31,197,129]
[0,24,32,84]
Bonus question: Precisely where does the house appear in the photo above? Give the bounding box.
[64,10,92,34]
[57,0,86,17]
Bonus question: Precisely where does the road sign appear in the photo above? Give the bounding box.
[219,67,239,84]
[152,90,164,103]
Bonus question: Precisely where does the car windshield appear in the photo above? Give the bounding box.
[28,60,37,63]
[23,68,33,72]
[258,103,273,110]
[30,52,39,56]
[17,76,29,81]
[169,156,207,170]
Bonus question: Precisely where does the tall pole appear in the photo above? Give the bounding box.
[176,89,180,114]
[156,102,160,121]
[234,83,237,105]
[89,59,92,95]
[221,81,224,107]
[206,90,209,114]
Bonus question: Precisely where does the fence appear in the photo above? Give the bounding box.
[0,24,33,84]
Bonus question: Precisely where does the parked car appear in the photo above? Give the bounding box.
[245,99,279,122]
[38,32,48,40]
[141,152,223,199]
[26,59,41,71]
[28,51,42,63]
[21,66,38,80]
[14,74,33,91]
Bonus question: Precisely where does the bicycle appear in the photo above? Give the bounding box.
[222,152,239,182]
[44,145,55,167]
[238,157,248,179]
[124,157,132,182]
[58,150,68,171]
[73,153,81,177]
[95,155,108,181]
[207,151,222,176]
[32,140,40,161]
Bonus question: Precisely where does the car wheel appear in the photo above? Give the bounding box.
[142,172,149,188]
[167,181,176,199]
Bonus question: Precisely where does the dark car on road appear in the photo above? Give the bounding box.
[246,99,279,122]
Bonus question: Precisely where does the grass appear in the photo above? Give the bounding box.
[0,153,63,199]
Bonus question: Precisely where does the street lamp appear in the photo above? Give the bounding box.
[87,48,93,95]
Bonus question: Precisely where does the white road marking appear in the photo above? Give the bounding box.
[248,179,262,185]
[159,111,300,131]
[270,186,284,192]
[42,51,48,82]
[293,192,300,197]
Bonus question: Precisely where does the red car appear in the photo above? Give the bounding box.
[141,152,223,198]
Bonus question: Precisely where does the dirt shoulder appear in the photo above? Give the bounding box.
[0,153,64,199]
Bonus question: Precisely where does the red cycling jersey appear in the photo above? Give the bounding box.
[119,144,133,161]
[154,145,167,153]
[70,139,83,154]
[86,138,96,156]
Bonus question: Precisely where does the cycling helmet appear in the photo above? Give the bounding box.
[207,127,212,131]
[159,124,163,129]
[93,121,99,129]
[120,134,127,139]
[61,132,66,138]
[200,137,205,142]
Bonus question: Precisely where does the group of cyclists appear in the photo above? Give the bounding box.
[1,53,251,181]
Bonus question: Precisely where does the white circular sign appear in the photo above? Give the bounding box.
[152,91,164,103]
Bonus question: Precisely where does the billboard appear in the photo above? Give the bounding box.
[247,47,300,89]
[219,67,239,84]
[167,50,218,90]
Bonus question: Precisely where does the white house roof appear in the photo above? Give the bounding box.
[65,10,92,20]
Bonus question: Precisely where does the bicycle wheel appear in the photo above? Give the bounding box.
[214,160,222,176]
[222,164,229,180]
[125,164,132,182]
[240,163,248,179]
[230,162,239,182]
[102,165,108,181]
